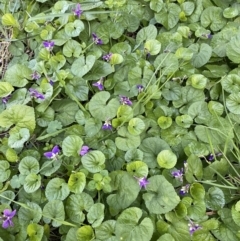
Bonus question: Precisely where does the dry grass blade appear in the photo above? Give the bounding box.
[0,28,12,79]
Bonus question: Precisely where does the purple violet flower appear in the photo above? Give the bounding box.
[49,79,54,86]
[207,34,213,39]
[179,184,190,195]
[136,177,149,189]
[1,209,16,229]
[44,145,60,159]
[102,53,112,62]
[43,40,55,51]
[92,33,103,45]
[102,120,112,130]
[207,152,222,161]
[171,168,184,182]
[93,78,104,90]
[31,71,41,80]
[120,96,132,106]
[137,84,144,93]
[188,221,202,236]
[201,33,212,39]
[80,145,90,156]
[2,95,11,104]
[73,3,83,17]
[29,88,45,100]
[207,153,214,161]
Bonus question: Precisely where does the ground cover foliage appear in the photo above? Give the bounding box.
[1,0,240,240]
